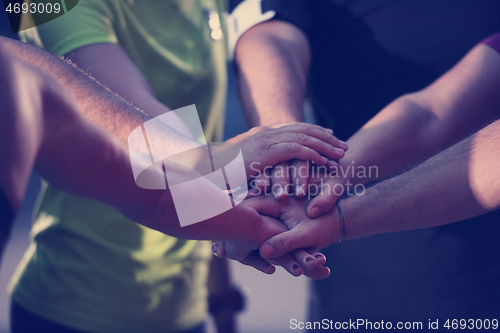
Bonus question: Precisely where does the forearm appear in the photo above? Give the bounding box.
[0,36,151,144]
[35,102,280,244]
[340,94,446,184]
[235,20,310,126]
[63,43,175,119]
[341,44,500,185]
[343,120,500,240]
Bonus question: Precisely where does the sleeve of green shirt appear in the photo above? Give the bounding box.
[23,0,118,56]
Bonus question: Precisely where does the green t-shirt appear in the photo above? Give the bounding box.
[11,1,227,332]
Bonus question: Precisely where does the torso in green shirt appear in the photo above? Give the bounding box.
[11,1,227,332]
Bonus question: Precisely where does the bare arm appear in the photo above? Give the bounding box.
[308,43,500,216]
[64,43,175,119]
[235,20,310,126]
[343,44,500,183]
[235,20,346,196]
[0,36,151,144]
[343,119,500,240]
[259,118,500,259]
[0,45,288,256]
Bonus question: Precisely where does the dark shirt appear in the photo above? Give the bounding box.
[233,0,500,325]
[0,186,14,241]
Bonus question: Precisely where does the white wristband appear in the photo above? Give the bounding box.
[224,0,276,60]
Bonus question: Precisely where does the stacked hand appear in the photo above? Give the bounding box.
[211,122,349,279]
[226,122,348,179]
[213,195,343,279]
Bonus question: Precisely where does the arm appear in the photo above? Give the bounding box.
[235,20,310,126]
[0,45,319,261]
[342,43,500,183]
[343,119,500,240]
[0,36,151,144]
[308,42,500,216]
[259,119,500,258]
[235,20,347,195]
[64,43,176,119]
[0,36,345,180]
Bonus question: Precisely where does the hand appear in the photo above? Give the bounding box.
[214,240,329,278]
[213,196,332,279]
[263,161,347,218]
[305,168,347,218]
[271,159,342,201]
[269,159,318,200]
[226,123,347,180]
[259,197,342,261]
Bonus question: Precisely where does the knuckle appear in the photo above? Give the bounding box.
[294,132,309,144]
[289,142,302,153]
[249,126,262,135]
[296,123,309,133]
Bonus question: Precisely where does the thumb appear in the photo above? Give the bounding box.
[259,226,312,259]
[307,182,340,218]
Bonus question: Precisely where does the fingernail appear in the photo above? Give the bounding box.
[274,187,287,200]
[328,159,339,167]
[262,244,274,258]
[253,179,263,187]
[310,206,320,218]
[315,254,325,260]
[211,242,218,255]
[295,190,305,198]
[334,147,345,155]
[292,264,300,271]
[305,256,315,263]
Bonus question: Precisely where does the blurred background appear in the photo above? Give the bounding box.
[0,67,310,333]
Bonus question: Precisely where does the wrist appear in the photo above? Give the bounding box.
[257,113,304,127]
[335,201,346,242]
[130,187,177,232]
[338,196,357,241]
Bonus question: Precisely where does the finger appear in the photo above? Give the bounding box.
[270,253,304,277]
[269,124,347,151]
[327,159,340,172]
[238,251,276,275]
[307,179,342,218]
[269,122,334,136]
[211,241,227,258]
[245,172,271,199]
[290,248,330,279]
[242,196,281,218]
[304,249,327,267]
[303,266,331,279]
[288,248,321,271]
[269,143,328,166]
[260,226,316,260]
[289,248,327,269]
[289,159,309,197]
[271,161,291,200]
[269,132,346,161]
